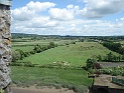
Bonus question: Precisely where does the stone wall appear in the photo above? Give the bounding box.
[109,88,124,93]
[0,4,11,90]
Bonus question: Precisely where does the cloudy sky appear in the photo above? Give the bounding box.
[11,0,124,36]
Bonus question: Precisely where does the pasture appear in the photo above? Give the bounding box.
[12,39,75,52]
[11,66,93,93]
[17,42,119,66]
[11,37,119,93]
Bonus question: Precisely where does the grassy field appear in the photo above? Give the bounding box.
[12,46,34,52]
[12,39,75,52]
[12,39,75,46]
[11,39,120,93]
[11,66,92,93]
[17,42,119,66]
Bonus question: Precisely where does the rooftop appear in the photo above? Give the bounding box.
[94,74,124,89]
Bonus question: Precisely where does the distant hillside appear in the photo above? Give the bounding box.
[11,33,124,41]
[11,33,62,39]
[11,33,38,39]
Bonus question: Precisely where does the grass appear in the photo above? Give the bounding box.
[12,39,75,46]
[18,42,119,66]
[11,40,120,93]
[11,66,92,92]
[12,39,75,52]
[12,46,34,52]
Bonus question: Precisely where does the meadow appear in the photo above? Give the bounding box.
[12,39,75,52]
[11,66,92,93]
[11,36,119,93]
[16,42,119,66]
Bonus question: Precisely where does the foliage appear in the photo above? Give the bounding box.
[102,41,124,54]
[100,66,124,76]
[49,42,57,48]
[94,62,102,69]
[17,42,119,66]
[95,52,122,62]
[12,42,58,63]
[0,89,4,93]
[96,55,102,62]
[86,58,96,69]
[15,49,25,60]
[79,39,84,42]
[33,44,42,53]
[12,50,21,62]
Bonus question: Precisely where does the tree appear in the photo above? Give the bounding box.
[12,50,21,62]
[15,49,25,60]
[49,42,57,48]
[79,38,84,42]
[33,44,42,53]
[97,55,102,62]
[86,58,96,69]
[106,52,113,62]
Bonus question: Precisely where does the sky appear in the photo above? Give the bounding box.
[11,0,124,36]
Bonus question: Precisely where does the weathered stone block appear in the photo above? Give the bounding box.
[0,3,11,92]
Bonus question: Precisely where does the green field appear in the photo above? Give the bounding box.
[12,39,75,52]
[11,66,92,87]
[11,38,120,93]
[17,42,119,66]
[12,46,34,52]
[12,39,75,46]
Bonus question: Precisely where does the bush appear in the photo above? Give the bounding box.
[29,50,36,54]
[12,50,21,62]
[24,61,35,67]
[94,63,102,69]
[100,67,124,76]
[86,58,96,69]
[33,44,42,53]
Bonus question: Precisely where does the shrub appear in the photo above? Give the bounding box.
[24,61,35,67]
[12,50,21,62]
[86,58,96,69]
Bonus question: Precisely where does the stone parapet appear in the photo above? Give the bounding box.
[0,4,11,90]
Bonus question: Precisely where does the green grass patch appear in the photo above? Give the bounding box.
[18,42,119,66]
[12,39,75,52]
[12,46,34,52]
[12,39,75,46]
[11,66,92,92]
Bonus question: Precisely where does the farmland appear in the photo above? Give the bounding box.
[11,33,122,93]
[16,42,119,66]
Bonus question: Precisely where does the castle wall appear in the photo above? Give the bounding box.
[0,4,12,92]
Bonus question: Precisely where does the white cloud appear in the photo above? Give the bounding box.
[49,4,79,21]
[12,7,35,21]
[49,8,74,21]
[12,1,56,21]
[11,1,124,36]
[11,15,124,36]
[26,1,56,12]
[79,0,124,18]
[120,17,124,21]
[67,4,74,9]
[28,16,59,28]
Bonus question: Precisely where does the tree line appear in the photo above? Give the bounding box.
[85,52,124,70]
[96,52,124,62]
[12,42,57,62]
[101,41,124,55]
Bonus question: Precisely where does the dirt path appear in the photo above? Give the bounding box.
[12,86,75,93]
